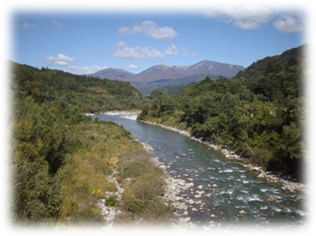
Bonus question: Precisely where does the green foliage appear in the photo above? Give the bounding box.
[10,62,145,113]
[124,199,150,213]
[70,207,105,230]
[105,196,119,207]
[139,45,306,178]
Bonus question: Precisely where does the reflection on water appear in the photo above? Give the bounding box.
[97,114,308,228]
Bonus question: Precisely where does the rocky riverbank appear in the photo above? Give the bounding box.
[141,141,218,229]
[139,120,309,195]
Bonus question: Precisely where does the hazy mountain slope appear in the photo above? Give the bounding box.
[89,68,135,81]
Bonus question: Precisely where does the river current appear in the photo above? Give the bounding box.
[96,113,308,229]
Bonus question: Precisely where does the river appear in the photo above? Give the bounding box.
[96,113,308,229]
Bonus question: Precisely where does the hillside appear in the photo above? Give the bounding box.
[88,68,135,82]
[138,45,306,180]
[10,62,145,113]
[11,62,172,225]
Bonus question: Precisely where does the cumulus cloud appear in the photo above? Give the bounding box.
[52,20,64,30]
[118,20,178,40]
[273,14,304,34]
[113,41,181,62]
[202,7,273,30]
[44,53,75,66]
[44,53,108,74]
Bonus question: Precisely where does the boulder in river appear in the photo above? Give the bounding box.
[181,154,187,157]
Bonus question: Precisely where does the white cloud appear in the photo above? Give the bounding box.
[164,44,178,56]
[113,41,164,62]
[52,20,64,29]
[118,20,178,40]
[127,64,139,70]
[273,14,304,34]
[201,8,217,18]
[202,7,273,30]
[44,53,108,74]
[113,41,183,62]
[44,53,75,66]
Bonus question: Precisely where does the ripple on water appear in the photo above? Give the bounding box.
[219,169,234,173]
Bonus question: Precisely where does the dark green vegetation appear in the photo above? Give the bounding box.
[138,45,307,180]
[11,62,172,225]
[11,62,144,113]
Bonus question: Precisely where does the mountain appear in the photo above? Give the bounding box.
[89,60,244,95]
[131,60,244,83]
[89,68,135,81]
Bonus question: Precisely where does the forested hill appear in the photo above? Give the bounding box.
[138,45,307,180]
[10,62,145,113]
[11,62,175,224]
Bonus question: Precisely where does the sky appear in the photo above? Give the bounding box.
[11,5,307,75]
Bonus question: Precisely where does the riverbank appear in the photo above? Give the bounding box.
[97,111,309,229]
[139,120,309,195]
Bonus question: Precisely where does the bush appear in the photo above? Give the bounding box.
[105,196,119,207]
[70,207,105,230]
[124,199,150,213]
[141,197,174,224]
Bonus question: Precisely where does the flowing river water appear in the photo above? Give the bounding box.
[96,113,309,229]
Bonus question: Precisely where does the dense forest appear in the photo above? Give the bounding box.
[11,62,145,113]
[138,45,307,180]
[11,63,173,225]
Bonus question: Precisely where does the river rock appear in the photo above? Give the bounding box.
[181,154,187,157]
[212,184,218,188]
[239,210,245,215]
[197,185,203,190]
[188,199,195,205]
[265,198,278,203]
[257,172,266,178]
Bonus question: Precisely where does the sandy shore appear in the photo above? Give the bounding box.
[102,111,140,120]
[139,120,309,195]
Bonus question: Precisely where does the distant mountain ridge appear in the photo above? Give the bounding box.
[89,60,244,82]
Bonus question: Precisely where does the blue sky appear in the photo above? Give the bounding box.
[12,7,306,75]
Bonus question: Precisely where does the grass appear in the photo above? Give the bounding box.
[57,120,173,226]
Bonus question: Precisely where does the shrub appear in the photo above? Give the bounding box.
[105,196,119,207]
[70,207,105,230]
[141,197,174,224]
[124,199,150,213]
